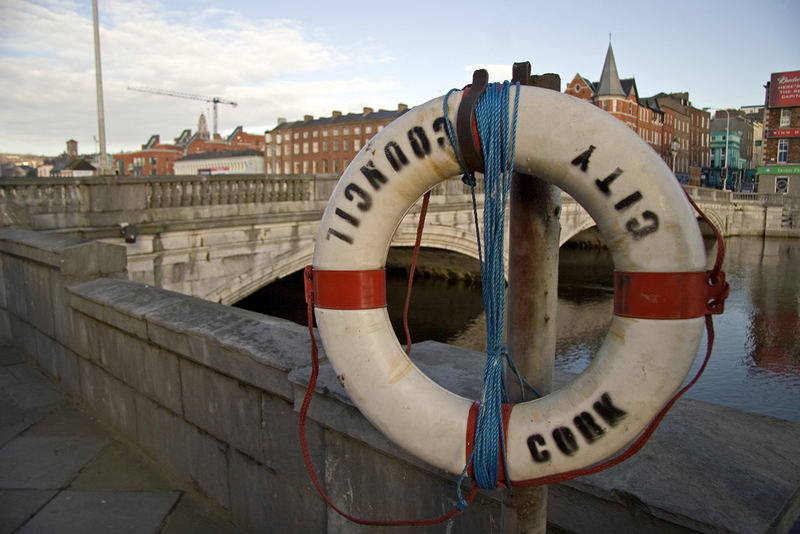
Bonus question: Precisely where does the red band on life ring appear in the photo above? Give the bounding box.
[312,269,386,310]
[465,402,514,484]
[614,271,709,319]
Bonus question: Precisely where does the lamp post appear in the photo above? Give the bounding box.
[671,137,679,177]
[721,110,730,191]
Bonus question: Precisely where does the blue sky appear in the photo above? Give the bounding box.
[1,0,798,156]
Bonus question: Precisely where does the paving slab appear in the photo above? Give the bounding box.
[15,489,180,534]
[0,489,57,534]
[0,436,108,489]
[0,341,249,533]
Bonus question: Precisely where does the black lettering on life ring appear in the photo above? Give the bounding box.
[614,190,643,211]
[326,228,353,244]
[552,427,579,456]
[625,211,660,240]
[335,208,359,227]
[384,142,408,171]
[573,412,605,443]
[571,145,596,172]
[361,161,388,191]
[595,168,624,196]
[408,126,431,158]
[344,183,372,211]
[432,117,448,148]
[593,393,628,427]
[526,434,551,463]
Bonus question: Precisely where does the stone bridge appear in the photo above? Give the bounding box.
[1,174,798,304]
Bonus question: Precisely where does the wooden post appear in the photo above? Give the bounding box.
[506,63,561,534]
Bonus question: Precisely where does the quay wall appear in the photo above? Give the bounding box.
[1,227,799,533]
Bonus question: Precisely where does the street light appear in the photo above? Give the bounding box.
[671,137,679,177]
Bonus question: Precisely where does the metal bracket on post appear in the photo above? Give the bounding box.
[455,69,489,174]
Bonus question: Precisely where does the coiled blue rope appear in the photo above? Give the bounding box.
[444,81,522,505]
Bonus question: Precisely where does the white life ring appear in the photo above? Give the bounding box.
[310,86,707,482]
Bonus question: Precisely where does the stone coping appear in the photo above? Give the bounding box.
[67,278,800,533]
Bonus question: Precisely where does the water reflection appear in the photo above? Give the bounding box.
[234,238,800,423]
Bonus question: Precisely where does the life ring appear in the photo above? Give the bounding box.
[310,86,707,482]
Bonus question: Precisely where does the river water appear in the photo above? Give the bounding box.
[234,236,800,423]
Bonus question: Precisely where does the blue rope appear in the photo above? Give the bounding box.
[444,82,527,506]
[471,81,519,491]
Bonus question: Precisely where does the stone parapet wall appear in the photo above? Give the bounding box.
[1,227,799,533]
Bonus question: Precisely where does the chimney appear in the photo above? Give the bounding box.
[362,107,373,116]
[304,114,313,122]
[397,103,408,112]
[277,117,287,125]
[332,110,342,118]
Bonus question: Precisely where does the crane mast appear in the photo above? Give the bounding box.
[127,86,238,136]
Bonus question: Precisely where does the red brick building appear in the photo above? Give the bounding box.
[564,43,709,184]
[264,105,408,175]
[113,134,183,176]
[113,113,266,176]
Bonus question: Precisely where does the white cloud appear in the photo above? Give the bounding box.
[0,0,399,155]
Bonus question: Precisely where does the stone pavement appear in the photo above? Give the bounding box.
[0,342,249,534]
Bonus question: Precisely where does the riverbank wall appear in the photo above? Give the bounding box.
[2,226,799,533]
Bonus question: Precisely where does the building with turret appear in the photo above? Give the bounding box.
[564,44,710,185]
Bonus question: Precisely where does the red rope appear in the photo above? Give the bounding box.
[509,188,729,488]
[299,194,476,527]
[298,187,729,523]
[403,191,431,354]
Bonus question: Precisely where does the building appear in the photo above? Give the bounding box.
[113,114,265,176]
[113,134,184,176]
[52,158,96,177]
[563,43,711,179]
[173,149,264,175]
[264,105,409,175]
[759,70,800,195]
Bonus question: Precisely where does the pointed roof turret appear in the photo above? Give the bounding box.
[596,43,626,97]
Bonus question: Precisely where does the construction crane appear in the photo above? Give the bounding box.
[127,86,238,136]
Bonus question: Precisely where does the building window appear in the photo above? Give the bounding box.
[303,132,308,139]
[293,143,299,155]
[575,83,582,92]
[333,128,339,136]
[343,127,350,135]
[313,142,318,153]
[343,139,349,151]
[366,126,373,134]
[778,139,789,163]
[354,127,361,134]
[780,109,791,127]
[313,131,318,138]
[322,129,328,137]
[303,142,309,154]
[354,139,361,151]
[323,141,328,152]
[333,140,339,152]
[323,159,329,173]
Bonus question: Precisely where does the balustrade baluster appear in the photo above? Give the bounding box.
[154,183,164,208]
[183,182,193,206]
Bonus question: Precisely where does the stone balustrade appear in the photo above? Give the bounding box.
[1,227,798,533]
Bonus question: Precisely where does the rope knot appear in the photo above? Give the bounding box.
[705,270,729,315]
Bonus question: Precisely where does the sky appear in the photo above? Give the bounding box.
[1,0,799,157]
